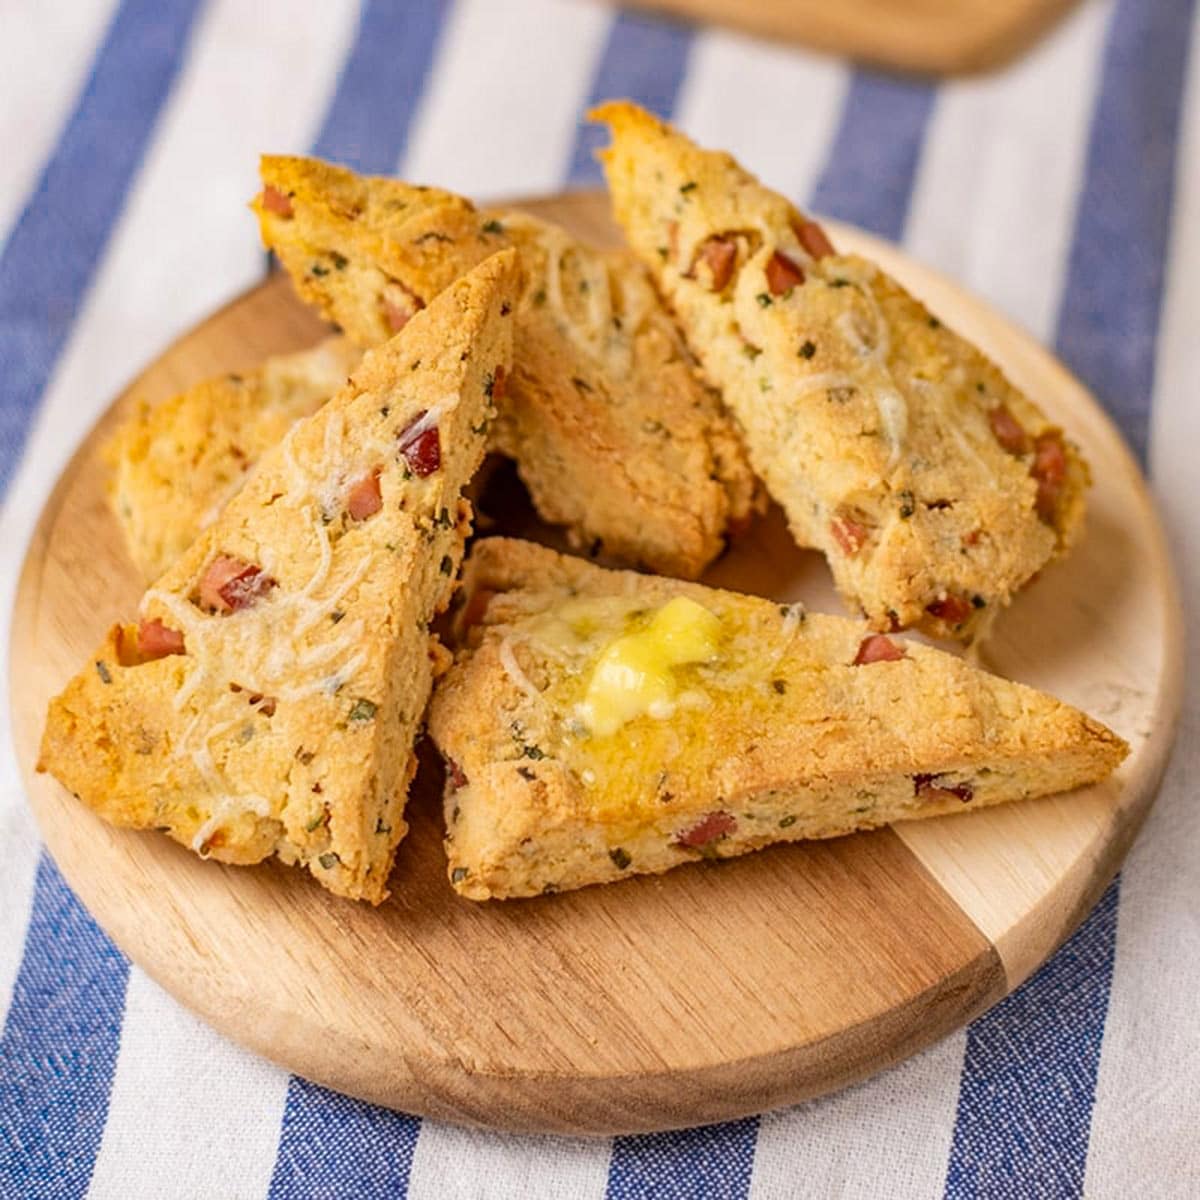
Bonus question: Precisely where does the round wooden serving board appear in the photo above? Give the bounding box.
[10,193,1184,1136]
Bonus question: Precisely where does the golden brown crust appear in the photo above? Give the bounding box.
[429,539,1126,900]
[255,157,762,577]
[592,101,1088,640]
[40,252,519,903]
[105,337,361,580]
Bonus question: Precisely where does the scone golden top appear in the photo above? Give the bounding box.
[429,539,1126,900]
[39,251,518,904]
[106,336,361,580]
[593,101,1088,641]
[254,156,761,578]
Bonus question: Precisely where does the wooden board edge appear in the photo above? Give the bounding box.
[15,767,1007,1135]
[620,0,1083,76]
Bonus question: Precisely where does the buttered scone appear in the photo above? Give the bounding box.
[39,252,518,903]
[106,336,361,580]
[593,102,1088,641]
[253,156,761,578]
[428,539,1126,900]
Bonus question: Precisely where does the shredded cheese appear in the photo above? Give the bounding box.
[506,214,638,375]
[499,637,542,702]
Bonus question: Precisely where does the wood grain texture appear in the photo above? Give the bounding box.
[623,0,1083,76]
[8,193,1182,1135]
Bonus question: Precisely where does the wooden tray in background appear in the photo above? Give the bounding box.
[627,0,1083,75]
[9,192,1182,1135]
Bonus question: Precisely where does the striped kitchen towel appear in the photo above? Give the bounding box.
[1,1,1196,1196]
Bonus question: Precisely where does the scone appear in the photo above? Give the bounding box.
[106,336,361,579]
[253,156,761,578]
[592,101,1088,641]
[428,539,1126,900]
[39,251,518,903]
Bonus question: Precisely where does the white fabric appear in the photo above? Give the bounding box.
[87,969,290,1200]
[0,1,1197,1195]
[403,0,611,198]
[407,1126,611,1200]
[906,0,1113,341]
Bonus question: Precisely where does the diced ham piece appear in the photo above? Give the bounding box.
[491,364,507,404]
[137,618,185,659]
[988,404,1029,455]
[398,412,441,477]
[830,512,869,556]
[261,185,293,218]
[793,218,835,259]
[347,471,382,520]
[676,810,737,848]
[925,594,973,626]
[765,251,805,295]
[446,756,469,790]
[696,236,736,291]
[1032,433,1067,522]
[381,280,424,333]
[853,634,904,665]
[914,774,974,804]
[199,554,276,613]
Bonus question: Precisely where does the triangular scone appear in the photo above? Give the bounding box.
[253,156,761,578]
[106,336,361,579]
[39,251,518,903]
[592,101,1089,642]
[428,539,1126,900]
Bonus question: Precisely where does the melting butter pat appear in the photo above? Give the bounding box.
[577,596,722,737]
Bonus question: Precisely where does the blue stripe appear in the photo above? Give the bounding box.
[809,70,936,241]
[0,0,204,498]
[267,1078,420,1199]
[944,881,1120,1199]
[311,0,452,175]
[566,10,696,187]
[1053,0,1198,463]
[607,1118,759,1200]
[0,855,131,1199]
